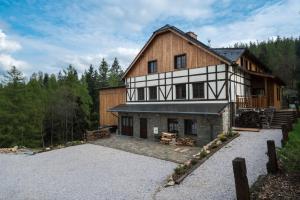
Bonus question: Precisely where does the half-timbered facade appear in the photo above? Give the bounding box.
[100,25,284,145]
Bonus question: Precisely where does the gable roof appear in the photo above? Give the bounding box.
[122,24,233,78]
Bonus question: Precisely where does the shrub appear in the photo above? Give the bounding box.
[199,150,208,158]
[227,128,238,137]
[209,141,219,149]
[174,165,188,175]
[278,119,300,173]
[218,133,228,142]
[191,159,198,165]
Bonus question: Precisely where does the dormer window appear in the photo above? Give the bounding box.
[148,60,157,74]
[174,54,186,69]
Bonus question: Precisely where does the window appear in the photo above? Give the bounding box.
[174,54,186,69]
[184,119,197,135]
[176,84,186,99]
[277,87,281,101]
[148,60,157,74]
[149,86,157,100]
[137,88,144,101]
[240,57,244,67]
[192,82,204,99]
[168,119,178,133]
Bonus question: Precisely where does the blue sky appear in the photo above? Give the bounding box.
[0,0,299,76]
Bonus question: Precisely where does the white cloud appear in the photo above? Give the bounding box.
[0,30,21,52]
[195,0,300,47]
[1,0,300,77]
[0,54,28,71]
[0,29,28,72]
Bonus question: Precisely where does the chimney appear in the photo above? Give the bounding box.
[186,31,197,39]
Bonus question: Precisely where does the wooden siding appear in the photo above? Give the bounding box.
[237,56,264,73]
[126,31,222,77]
[99,87,126,126]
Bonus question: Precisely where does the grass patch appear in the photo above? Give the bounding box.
[278,119,300,173]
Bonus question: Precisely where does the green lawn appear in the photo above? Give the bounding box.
[278,119,300,172]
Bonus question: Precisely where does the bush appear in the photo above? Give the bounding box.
[191,159,198,165]
[174,165,188,175]
[278,119,300,172]
[218,133,228,142]
[199,150,208,158]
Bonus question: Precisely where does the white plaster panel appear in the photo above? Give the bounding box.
[135,76,145,82]
[217,64,225,72]
[208,65,216,73]
[147,74,158,80]
[173,69,188,77]
[190,74,206,82]
[208,73,215,80]
[135,82,145,87]
[173,77,188,84]
[166,79,172,84]
[166,72,172,78]
[189,67,206,75]
[148,80,158,86]
[218,72,225,79]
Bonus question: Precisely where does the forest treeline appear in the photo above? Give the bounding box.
[1,37,300,148]
[233,36,300,95]
[0,58,123,148]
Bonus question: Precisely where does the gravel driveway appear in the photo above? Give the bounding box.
[0,129,282,200]
[0,144,176,200]
[155,129,282,200]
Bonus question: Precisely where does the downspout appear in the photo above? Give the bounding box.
[228,64,236,130]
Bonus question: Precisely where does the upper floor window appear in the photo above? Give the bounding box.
[174,54,186,69]
[149,86,157,100]
[192,82,204,99]
[137,87,144,101]
[176,84,186,99]
[148,60,157,74]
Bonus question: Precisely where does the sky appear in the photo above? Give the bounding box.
[0,0,300,77]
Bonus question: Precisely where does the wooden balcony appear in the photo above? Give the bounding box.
[236,95,268,109]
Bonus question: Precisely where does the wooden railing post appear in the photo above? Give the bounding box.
[281,124,288,147]
[266,140,278,174]
[232,157,250,200]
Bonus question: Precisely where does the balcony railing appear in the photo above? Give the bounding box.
[236,95,268,109]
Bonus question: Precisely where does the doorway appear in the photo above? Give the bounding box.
[121,116,133,136]
[140,118,147,139]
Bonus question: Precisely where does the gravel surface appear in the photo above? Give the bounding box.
[0,144,176,200]
[155,129,282,200]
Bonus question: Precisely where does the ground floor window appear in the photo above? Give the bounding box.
[184,119,197,135]
[168,118,178,133]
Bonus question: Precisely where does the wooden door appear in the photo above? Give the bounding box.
[121,116,133,136]
[140,118,147,139]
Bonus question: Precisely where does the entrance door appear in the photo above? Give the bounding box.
[121,116,133,136]
[140,118,147,138]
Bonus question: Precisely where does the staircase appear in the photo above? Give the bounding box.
[270,111,298,129]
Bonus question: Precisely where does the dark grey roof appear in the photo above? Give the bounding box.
[212,48,246,62]
[108,103,228,115]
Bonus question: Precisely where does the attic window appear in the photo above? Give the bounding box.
[174,54,186,69]
[148,60,157,74]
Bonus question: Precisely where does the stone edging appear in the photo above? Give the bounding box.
[170,133,240,185]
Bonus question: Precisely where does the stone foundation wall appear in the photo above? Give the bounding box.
[118,112,225,146]
[222,105,230,133]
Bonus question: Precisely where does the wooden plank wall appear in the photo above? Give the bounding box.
[99,87,126,126]
[126,31,222,77]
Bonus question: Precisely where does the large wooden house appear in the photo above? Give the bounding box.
[99,25,284,145]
